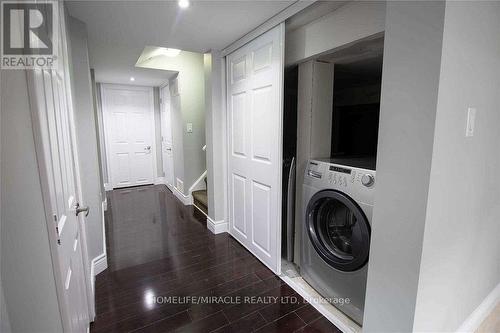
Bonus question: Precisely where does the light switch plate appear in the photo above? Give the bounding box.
[466,107,476,137]
[186,122,193,133]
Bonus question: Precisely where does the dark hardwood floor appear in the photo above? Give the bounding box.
[91,185,340,333]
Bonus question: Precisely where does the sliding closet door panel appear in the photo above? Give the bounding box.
[226,24,284,274]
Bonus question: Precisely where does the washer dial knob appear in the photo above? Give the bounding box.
[361,174,375,187]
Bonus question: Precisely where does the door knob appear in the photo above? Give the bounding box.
[75,203,90,217]
[145,146,151,151]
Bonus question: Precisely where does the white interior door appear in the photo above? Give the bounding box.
[226,24,284,274]
[160,84,174,189]
[28,21,89,333]
[102,85,155,189]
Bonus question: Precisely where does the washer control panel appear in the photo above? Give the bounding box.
[306,160,376,206]
[306,160,375,189]
[326,164,375,189]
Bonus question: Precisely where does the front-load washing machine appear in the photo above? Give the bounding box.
[300,158,375,325]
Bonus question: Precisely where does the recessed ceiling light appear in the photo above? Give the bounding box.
[162,48,181,57]
[178,0,189,9]
[130,77,135,81]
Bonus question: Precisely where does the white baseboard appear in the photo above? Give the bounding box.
[154,177,166,185]
[104,183,112,191]
[456,282,500,332]
[90,253,107,293]
[101,199,107,260]
[173,186,193,205]
[206,216,228,234]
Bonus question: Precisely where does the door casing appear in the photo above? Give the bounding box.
[160,83,175,190]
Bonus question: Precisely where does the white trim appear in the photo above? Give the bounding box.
[206,216,228,234]
[155,177,166,185]
[173,186,193,205]
[101,84,157,189]
[90,253,107,305]
[221,1,315,56]
[456,282,500,333]
[90,264,94,294]
[104,183,112,191]
[280,274,361,333]
[90,201,108,302]
[101,200,107,259]
[91,254,107,282]
[189,170,207,192]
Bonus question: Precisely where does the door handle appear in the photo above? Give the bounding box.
[75,203,90,217]
[145,146,151,151]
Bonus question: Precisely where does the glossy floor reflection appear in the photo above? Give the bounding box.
[91,185,340,332]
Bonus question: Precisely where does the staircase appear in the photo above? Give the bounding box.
[192,177,208,215]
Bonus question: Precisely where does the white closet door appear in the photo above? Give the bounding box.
[28,16,90,331]
[226,24,284,274]
[102,85,155,188]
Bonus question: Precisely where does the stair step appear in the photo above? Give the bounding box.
[192,190,208,215]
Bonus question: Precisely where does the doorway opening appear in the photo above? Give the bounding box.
[281,36,384,329]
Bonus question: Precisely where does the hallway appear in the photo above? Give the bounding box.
[91,185,340,332]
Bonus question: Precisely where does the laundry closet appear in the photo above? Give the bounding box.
[218,1,387,330]
[279,2,385,328]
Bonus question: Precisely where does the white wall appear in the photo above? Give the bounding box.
[285,1,386,65]
[413,2,500,331]
[0,83,11,331]
[204,52,226,222]
[294,60,335,265]
[68,15,105,267]
[90,69,106,198]
[138,51,206,195]
[169,75,185,192]
[1,69,64,333]
[363,1,446,332]
[0,278,11,333]
[95,83,109,186]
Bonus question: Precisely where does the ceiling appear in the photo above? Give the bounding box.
[66,0,295,86]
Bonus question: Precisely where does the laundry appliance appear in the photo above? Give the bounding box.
[300,157,375,325]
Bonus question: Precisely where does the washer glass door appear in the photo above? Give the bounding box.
[306,190,370,271]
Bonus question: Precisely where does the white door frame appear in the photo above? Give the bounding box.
[159,82,175,190]
[224,23,285,274]
[101,84,157,189]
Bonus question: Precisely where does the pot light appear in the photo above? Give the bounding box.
[162,48,181,57]
[178,0,189,9]
[130,77,135,82]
